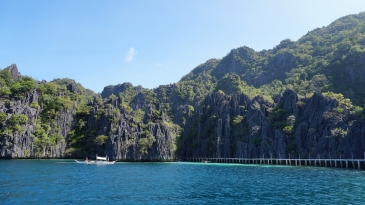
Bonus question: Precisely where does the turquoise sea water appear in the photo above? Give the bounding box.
[0,160,364,204]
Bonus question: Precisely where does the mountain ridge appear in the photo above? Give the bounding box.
[1,12,365,160]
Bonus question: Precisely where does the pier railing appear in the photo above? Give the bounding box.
[180,157,365,170]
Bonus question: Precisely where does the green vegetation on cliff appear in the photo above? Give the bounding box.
[1,12,365,160]
[175,12,365,105]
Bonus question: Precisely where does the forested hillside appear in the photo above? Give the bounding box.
[180,12,365,105]
[1,12,365,160]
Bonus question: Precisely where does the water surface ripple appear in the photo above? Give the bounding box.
[1,160,364,204]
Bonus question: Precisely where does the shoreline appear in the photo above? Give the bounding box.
[2,157,365,170]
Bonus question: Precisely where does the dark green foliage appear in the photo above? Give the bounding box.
[138,130,155,156]
[6,114,28,132]
[9,114,28,126]
[268,104,287,129]
[286,142,296,154]
[215,74,264,99]
[76,102,91,116]
[32,123,63,153]
[0,70,13,86]
[252,137,261,146]
[0,70,13,96]
[0,71,36,97]
[283,115,296,133]
[0,113,6,124]
[30,102,39,109]
[176,12,365,105]
[94,135,109,145]
[152,110,162,121]
[108,94,117,100]
[232,115,244,126]
[10,76,37,97]
[0,86,11,95]
[66,107,96,156]
[331,127,348,137]
[323,92,352,109]
[351,106,363,117]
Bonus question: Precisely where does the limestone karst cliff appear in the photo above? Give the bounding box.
[0,65,179,160]
[1,12,365,160]
[179,90,365,159]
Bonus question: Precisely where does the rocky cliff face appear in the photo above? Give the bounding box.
[1,64,364,161]
[0,65,175,160]
[0,89,74,158]
[101,82,134,99]
[84,98,179,161]
[178,90,365,159]
[0,90,37,158]
[4,64,20,81]
[0,74,179,160]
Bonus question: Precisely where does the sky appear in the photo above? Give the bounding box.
[1,0,365,93]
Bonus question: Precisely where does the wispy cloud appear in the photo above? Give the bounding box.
[154,63,162,67]
[125,47,137,62]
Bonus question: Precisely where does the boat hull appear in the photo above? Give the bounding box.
[96,161,116,164]
[75,160,116,164]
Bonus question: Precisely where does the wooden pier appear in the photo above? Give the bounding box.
[180,157,365,170]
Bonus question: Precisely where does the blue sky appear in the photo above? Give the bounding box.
[1,0,365,93]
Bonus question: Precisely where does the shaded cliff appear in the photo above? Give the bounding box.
[178,90,365,159]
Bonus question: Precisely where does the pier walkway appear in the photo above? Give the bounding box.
[181,157,365,170]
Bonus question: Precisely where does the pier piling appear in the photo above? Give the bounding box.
[180,157,364,170]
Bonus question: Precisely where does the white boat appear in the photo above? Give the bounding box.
[95,156,116,164]
[74,159,96,164]
[75,155,116,164]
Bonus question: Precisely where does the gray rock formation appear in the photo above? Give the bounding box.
[0,89,74,158]
[101,82,134,98]
[1,80,364,160]
[178,89,365,159]
[4,64,20,81]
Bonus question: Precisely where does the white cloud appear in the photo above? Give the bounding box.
[125,47,137,62]
[154,63,162,67]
